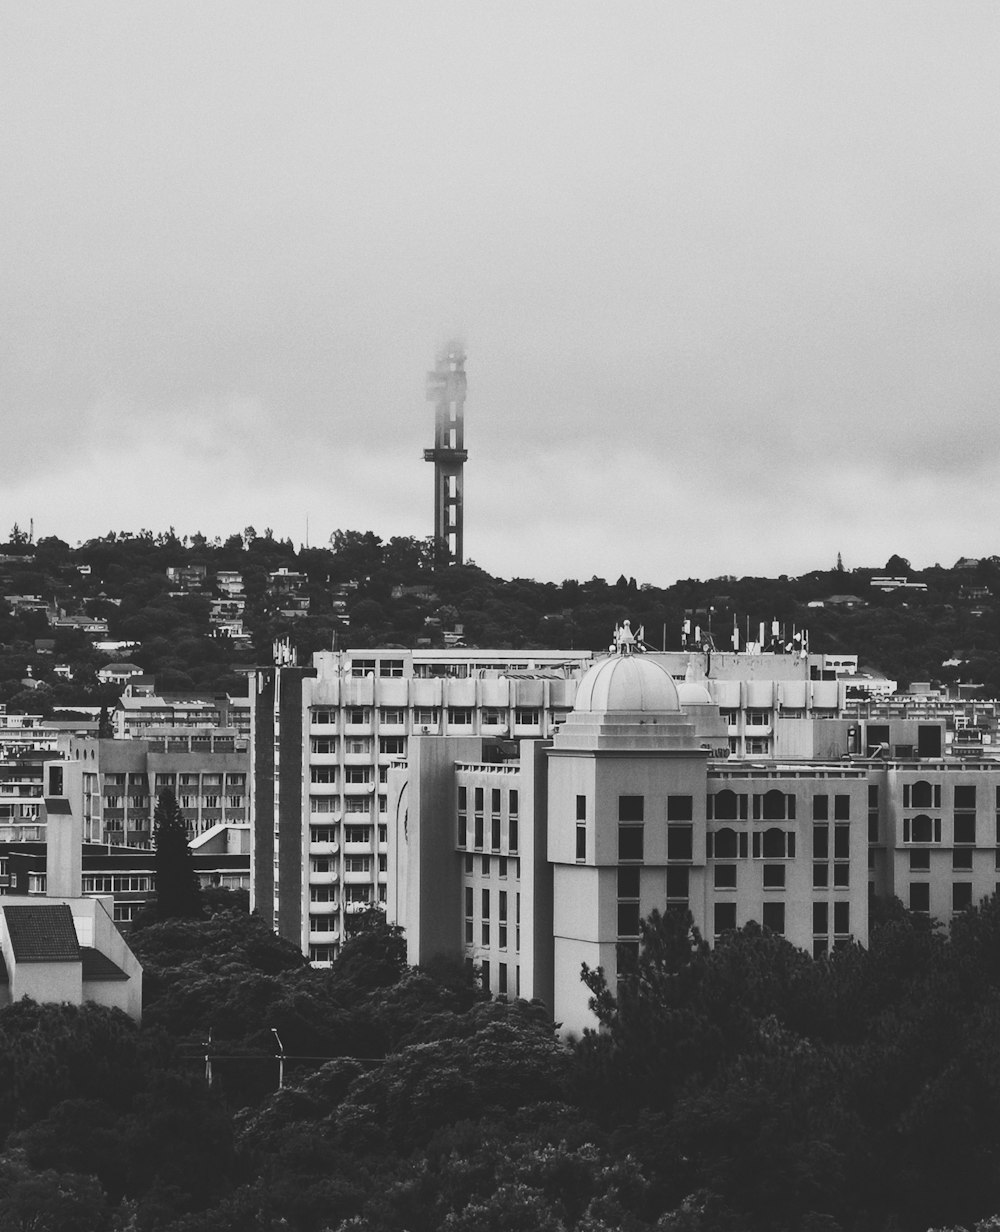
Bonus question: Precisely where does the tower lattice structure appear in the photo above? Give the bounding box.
[424,343,467,567]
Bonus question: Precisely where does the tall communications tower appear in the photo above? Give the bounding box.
[424,342,467,567]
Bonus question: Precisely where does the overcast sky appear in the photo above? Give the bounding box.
[3,3,998,585]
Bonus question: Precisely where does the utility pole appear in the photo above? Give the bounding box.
[271,1027,285,1090]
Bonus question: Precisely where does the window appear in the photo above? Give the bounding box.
[576,824,586,861]
[756,790,794,821]
[813,824,829,858]
[474,788,484,812]
[448,708,473,726]
[762,902,785,934]
[833,902,850,936]
[955,785,977,809]
[312,709,335,725]
[514,708,539,726]
[953,882,973,912]
[619,795,644,822]
[909,849,930,870]
[346,708,369,725]
[747,709,770,726]
[482,889,490,919]
[711,828,739,859]
[954,814,977,845]
[310,826,337,843]
[310,886,336,902]
[311,767,337,784]
[720,709,738,726]
[414,709,439,727]
[666,866,689,900]
[203,795,219,809]
[509,818,519,852]
[813,903,828,934]
[667,795,693,821]
[491,788,501,813]
[667,825,693,861]
[618,867,640,898]
[834,825,850,859]
[379,737,405,756]
[762,864,785,889]
[576,795,586,820]
[714,903,737,935]
[482,709,502,726]
[345,798,370,813]
[345,856,371,873]
[617,902,641,936]
[813,796,829,821]
[344,825,371,844]
[618,826,644,862]
[813,863,828,888]
[746,738,769,755]
[509,790,518,816]
[491,817,501,851]
[709,790,747,821]
[345,738,371,755]
[345,767,371,784]
[833,864,850,887]
[714,864,737,889]
[953,849,973,871]
[834,795,851,821]
[379,659,404,678]
[352,659,376,677]
[909,882,930,913]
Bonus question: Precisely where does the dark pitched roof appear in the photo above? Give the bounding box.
[0,951,8,984]
[80,947,129,981]
[3,904,80,962]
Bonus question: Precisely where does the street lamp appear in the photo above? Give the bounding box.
[271,1027,285,1090]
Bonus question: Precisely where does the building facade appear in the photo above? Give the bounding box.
[385,646,1000,1037]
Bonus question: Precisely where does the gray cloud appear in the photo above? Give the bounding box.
[2,2,999,582]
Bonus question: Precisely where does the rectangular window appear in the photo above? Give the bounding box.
[834,825,850,859]
[955,785,977,810]
[491,788,501,813]
[813,863,829,888]
[514,708,539,726]
[762,864,785,889]
[508,790,519,816]
[618,826,644,862]
[576,824,586,861]
[344,825,371,844]
[474,788,484,812]
[509,817,519,852]
[474,817,484,849]
[576,795,586,821]
[953,882,973,911]
[311,709,334,725]
[714,863,737,889]
[414,709,439,727]
[833,863,850,888]
[762,902,785,934]
[345,767,371,784]
[351,659,375,677]
[379,737,405,756]
[465,886,473,917]
[448,708,473,726]
[667,824,693,862]
[482,889,490,919]
[617,867,640,898]
[346,709,369,725]
[714,902,737,935]
[813,902,829,935]
[379,659,404,677]
[666,866,689,899]
[491,817,501,851]
[953,849,974,871]
[667,795,693,821]
[909,882,930,913]
[458,815,467,847]
[909,848,930,870]
[833,902,850,935]
[813,796,829,821]
[617,902,641,936]
[834,795,851,821]
[954,815,977,845]
[619,795,644,822]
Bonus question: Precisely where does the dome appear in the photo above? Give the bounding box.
[573,654,681,714]
[677,680,713,706]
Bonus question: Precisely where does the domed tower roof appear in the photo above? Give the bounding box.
[574,653,681,714]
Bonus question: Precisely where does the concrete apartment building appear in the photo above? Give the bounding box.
[250,647,594,961]
[386,643,1000,1037]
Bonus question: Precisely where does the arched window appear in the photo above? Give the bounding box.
[911,814,933,843]
[762,790,787,821]
[911,781,933,809]
[714,827,738,859]
[762,827,787,858]
[714,790,738,820]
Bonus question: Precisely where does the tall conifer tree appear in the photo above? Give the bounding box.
[153,788,204,920]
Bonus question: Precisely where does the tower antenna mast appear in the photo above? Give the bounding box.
[424,342,467,567]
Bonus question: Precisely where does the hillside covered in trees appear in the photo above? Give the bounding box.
[2,525,1000,710]
[2,899,1000,1230]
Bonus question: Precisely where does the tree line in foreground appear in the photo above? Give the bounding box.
[2,898,1000,1230]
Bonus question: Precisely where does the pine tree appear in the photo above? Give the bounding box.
[152,788,204,920]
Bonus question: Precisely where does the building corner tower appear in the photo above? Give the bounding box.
[424,342,467,567]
